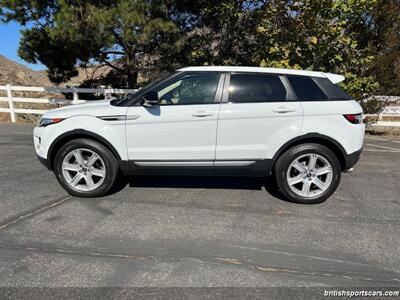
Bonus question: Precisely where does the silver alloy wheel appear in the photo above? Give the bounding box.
[61,148,106,192]
[286,153,333,198]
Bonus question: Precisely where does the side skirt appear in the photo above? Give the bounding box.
[119,160,273,177]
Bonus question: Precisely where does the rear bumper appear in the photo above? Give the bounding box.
[344,148,362,171]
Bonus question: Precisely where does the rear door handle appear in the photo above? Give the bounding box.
[273,107,296,113]
[192,110,214,117]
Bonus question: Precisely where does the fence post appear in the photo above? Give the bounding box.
[6,84,16,122]
[72,88,79,104]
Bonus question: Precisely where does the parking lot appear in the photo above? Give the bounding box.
[0,123,399,288]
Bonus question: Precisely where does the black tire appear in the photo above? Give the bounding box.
[274,143,341,204]
[54,139,119,197]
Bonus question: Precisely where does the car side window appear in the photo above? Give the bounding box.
[286,75,328,101]
[228,74,288,103]
[313,77,352,100]
[154,73,220,105]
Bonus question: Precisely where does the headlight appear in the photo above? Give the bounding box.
[38,118,64,127]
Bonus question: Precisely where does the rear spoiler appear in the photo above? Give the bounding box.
[323,73,345,84]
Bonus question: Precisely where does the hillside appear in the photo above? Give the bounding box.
[0,55,112,87]
[0,55,52,86]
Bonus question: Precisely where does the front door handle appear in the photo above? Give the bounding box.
[126,114,141,120]
[192,110,214,117]
[273,106,296,113]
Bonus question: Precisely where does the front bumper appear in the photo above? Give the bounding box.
[33,126,47,157]
[344,148,362,171]
[34,126,52,170]
[37,154,52,170]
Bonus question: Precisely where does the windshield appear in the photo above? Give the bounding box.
[140,71,174,91]
[111,71,175,106]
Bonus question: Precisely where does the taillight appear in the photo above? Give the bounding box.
[343,114,363,124]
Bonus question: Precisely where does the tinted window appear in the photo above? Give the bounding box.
[313,77,352,100]
[228,74,287,103]
[154,73,220,105]
[287,75,327,101]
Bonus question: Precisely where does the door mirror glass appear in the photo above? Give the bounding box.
[141,91,160,107]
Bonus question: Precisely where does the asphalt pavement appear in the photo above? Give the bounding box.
[0,123,399,291]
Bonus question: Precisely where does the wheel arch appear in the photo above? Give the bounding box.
[272,133,347,171]
[47,129,122,170]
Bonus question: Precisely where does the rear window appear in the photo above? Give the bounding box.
[228,74,288,103]
[313,77,352,100]
[287,75,327,101]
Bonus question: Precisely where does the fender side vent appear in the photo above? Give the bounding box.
[97,115,126,121]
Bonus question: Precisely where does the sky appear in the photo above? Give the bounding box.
[0,21,46,71]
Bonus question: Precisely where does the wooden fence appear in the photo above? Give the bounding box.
[0,84,137,122]
[0,84,399,126]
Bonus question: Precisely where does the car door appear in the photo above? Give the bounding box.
[126,72,223,164]
[215,72,303,164]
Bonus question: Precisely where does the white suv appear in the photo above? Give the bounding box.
[34,66,364,203]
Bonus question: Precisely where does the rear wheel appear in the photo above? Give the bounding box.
[274,143,341,204]
[54,139,119,197]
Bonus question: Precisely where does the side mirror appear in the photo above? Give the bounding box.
[141,91,159,107]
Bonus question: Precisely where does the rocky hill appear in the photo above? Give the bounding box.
[0,55,112,87]
[0,55,52,86]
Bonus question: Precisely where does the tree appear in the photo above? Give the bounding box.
[254,0,380,100]
[367,0,400,95]
[1,0,182,88]
[172,0,263,66]
[1,0,398,98]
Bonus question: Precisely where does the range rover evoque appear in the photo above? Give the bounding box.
[34,66,364,203]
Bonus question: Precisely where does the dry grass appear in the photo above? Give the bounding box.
[381,116,400,122]
[0,103,11,122]
[0,88,68,124]
[0,101,59,124]
[366,126,400,136]
[363,114,400,136]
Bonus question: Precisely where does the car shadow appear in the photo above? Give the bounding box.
[108,174,286,201]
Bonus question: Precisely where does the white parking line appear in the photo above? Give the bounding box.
[365,143,400,152]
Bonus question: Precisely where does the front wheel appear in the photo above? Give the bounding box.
[274,143,341,204]
[54,139,119,197]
